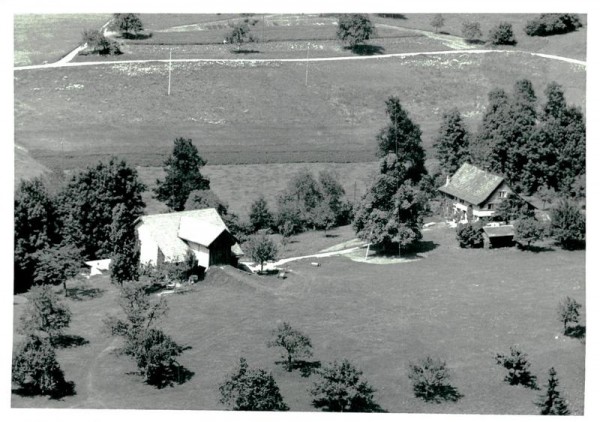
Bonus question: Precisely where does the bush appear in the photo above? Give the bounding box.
[494,346,538,389]
[219,358,289,411]
[407,356,462,402]
[310,359,383,412]
[557,296,582,335]
[551,200,585,249]
[455,223,483,248]
[461,21,482,42]
[81,29,122,55]
[514,218,545,249]
[267,322,313,371]
[18,285,71,338]
[12,335,73,398]
[489,22,516,45]
[525,14,582,37]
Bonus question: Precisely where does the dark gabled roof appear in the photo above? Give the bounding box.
[482,225,515,237]
[438,163,505,205]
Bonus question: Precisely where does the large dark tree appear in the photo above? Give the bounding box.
[336,14,376,47]
[14,178,59,292]
[249,196,274,232]
[434,108,471,175]
[112,13,144,38]
[33,245,82,296]
[57,158,145,260]
[376,96,426,183]
[184,189,228,215]
[154,138,210,211]
[109,204,140,285]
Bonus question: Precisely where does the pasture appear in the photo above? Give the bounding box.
[15,51,585,174]
[11,225,585,413]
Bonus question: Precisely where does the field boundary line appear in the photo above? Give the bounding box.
[14,49,586,71]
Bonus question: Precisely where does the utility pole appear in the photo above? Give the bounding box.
[305,43,310,87]
[167,50,172,96]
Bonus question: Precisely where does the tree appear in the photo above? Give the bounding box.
[455,223,483,248]
[525,14,582,37]
[249,196,274,232]
[514,218,545,249]
[57,157,146,260]
[461,21,482,42]
[311,202,336,235]
[225,18,257,51]
[557,297,582,334]
[488,22,516,45]
[81,29,121,55]
[376,96,426,182]
[246,234,278,273]
[18,285,71,338]
[154,138,210,211]
[219,358,289,411]
[535,368,570,415]
[318,170,351,225]
[32,245,82,296]
[14,178,59,293]
[407,356,462,402]
[277,170,323,232]
[112,13,144,38]
[109,204,140,284]
[434,108,471,175]
[495,193,534,222]
[267,322,313,372]
[310,359,383,412]
[336,14,376,47]
[430,14,445,33]
[105,281,185,386]
[494,346,538,389]
[278,220,295,251]
[12,335,72,397]
[537,185,558,210]
[551,200,585,250]
[184,189,228,215]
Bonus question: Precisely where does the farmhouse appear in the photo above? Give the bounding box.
[135,208,244,269]
[438,163,515,223]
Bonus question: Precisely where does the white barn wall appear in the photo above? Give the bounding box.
[187,241,210,268]
[137,224,159,265]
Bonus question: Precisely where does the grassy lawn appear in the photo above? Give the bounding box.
[11,225,585,413]
[15,52,585,173]
[14,14,111,66]
[373,14,587,61]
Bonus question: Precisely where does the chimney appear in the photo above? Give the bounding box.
[445,175,450,186]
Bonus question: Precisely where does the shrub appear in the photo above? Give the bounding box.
[219,358,289,411]
[525,14,582,37]
[81,29,122,55]
[514,218,545,249]
[535,367,570,415]
[557,297,582,334]
[455,222,483,248]
[551,200,585,250]
[494,346,538,389]
[267,322,313,371]
[489,22,516,45]
[18,285,71,338]
[461,21,482,42]
[407,356,462,403]
[310,359,383,412]
[12,335,72,397]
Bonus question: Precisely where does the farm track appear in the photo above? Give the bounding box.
[13,48,586,71]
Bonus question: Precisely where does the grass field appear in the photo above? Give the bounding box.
[14,14,111,66]
[137,162,378,216]
[11,225,585,413]
[15,52,585,173]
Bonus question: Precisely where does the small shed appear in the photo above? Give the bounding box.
[85,259,111,276]
[482,225,515,248]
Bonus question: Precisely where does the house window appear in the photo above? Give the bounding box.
[487,203,494,210]
[499,191,507,198]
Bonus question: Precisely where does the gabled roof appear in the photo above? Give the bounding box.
[482,225,515,237]
[438,163,505,205]
[136,208,230,261]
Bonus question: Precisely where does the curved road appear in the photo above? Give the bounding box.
[13,48,586,71]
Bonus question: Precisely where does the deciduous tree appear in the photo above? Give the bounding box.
[184,189,228,215]
[488,22,516,45]
[514,218,545,249]
[219,358,289,411]
[18,285,72,338]
[225,18,258,51]
[551,200,585,250]
[110,204,140,284]
[112,13,144,38]
[310,359,383,412]
[430,14,445,33]
[246,234,278,273]
[33,245,82,296]
[461,21,482,42]
[495,193,534,222]
[249,196,274,232]
[267,322,313,371]
[336,14,376,47]
[408,356,462,402]
[557,297,582,334]
[154,138,209,211]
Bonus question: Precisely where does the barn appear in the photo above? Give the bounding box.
[135,208,244,269]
